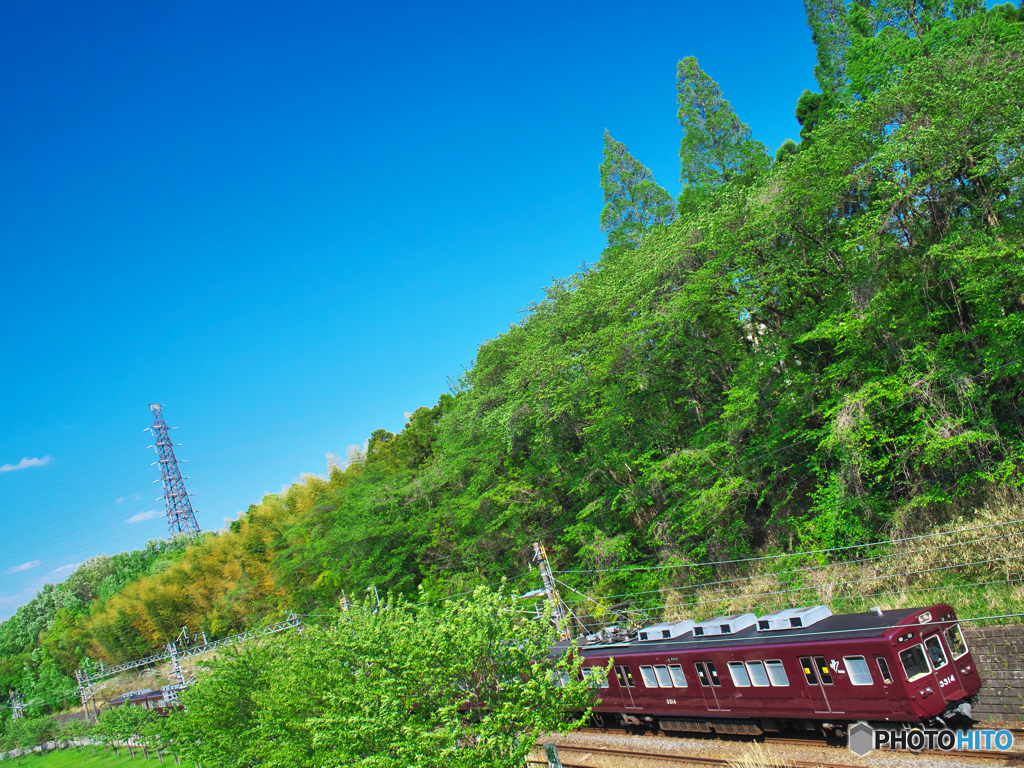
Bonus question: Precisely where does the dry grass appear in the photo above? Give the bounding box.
[726,742,789,768]
[568,498,1024,630]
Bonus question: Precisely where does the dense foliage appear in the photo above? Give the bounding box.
[0,537,191,716]
[163,588,592,768]
[2,0,1023,730]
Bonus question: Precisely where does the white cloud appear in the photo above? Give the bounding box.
[115,496,124,504]
[125,509,159,524]
[404,411,413,420]
[0,456,52,473]
[0,588,36,611]
[4,560,42,574]
[46,563,79,578]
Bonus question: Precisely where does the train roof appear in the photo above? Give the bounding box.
[567,604,954,656]
[110,688,162,705]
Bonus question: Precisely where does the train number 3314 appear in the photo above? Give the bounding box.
[938,675,955,688]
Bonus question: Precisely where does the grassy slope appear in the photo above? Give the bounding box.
[6,747,197,767]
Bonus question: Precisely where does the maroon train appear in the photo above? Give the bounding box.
[562,603,981,736]
[109,688,179,714]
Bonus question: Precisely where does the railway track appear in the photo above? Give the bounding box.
[762,735,1024,762]
[529,743,859,768]
[558,726,1024,765]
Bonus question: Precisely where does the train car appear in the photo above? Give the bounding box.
[563,603,980,736]
[109,688,179,714]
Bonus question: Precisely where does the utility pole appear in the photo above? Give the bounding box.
[532,542,569,637]
[147,404,201,538]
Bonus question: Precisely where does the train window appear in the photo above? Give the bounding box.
[899,644,931,682]
[843,656,873,686]
[728,661,751,687]
[615,665,636,688]
[875,657,893,684]
[945,625,968,659]
[706,661,721,686]
[654,665,673,688]
[799,657,818,685]
[639,666,659,688]
[583,667,609,688]
[813,656,834,685]
[554,670,571,687]
[668,664,687,687]
[765,660,789,686]
[924,636,948,669]
[745,661,770,687]
[695,662,710,686]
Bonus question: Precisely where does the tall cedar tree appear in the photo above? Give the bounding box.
[599,131,675,248]
[676,57,768,187]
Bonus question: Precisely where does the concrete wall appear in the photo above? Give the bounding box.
[965,625,1024,722]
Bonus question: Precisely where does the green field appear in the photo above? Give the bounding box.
[1,748,196,767]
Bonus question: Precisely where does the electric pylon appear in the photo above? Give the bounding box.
[148,404,201,537]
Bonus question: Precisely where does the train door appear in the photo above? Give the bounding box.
[798,655,833,714]
[614,664,641,710]
[923,630,967,702]
[693,661,725,711]
[874,655,907,716]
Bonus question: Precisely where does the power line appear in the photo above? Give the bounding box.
[553,515,1024,575]
[558,525,1024,604]
[563,551,1024,619]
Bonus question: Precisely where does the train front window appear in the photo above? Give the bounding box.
[745,661,770,687]
[654,665,673,688]
[813,656,834,685]
[875,657,893,684]
[924,636,948,669]
[945,624,968,659]
[899,644,931,682]
[765,660,789,686]
[668,664,687,687]
[843,656,873,686]
[728,661,751,687]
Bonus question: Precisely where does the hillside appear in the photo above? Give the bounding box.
[3,0,1023,719]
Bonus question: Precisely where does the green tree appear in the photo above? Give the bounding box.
[599,131,675,248]
[165,587,594,768]
[804,0,850,100]
[676,56,768,188]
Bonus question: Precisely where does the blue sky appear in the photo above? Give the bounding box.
[0,0,821,619]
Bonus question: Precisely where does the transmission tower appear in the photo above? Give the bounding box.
[148,404,201,537]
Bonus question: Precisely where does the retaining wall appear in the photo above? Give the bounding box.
[965,624,1024,722]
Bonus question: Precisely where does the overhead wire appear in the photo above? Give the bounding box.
[560,551,1024,624]
[553,515,1024,575]
[555,525,1024,605]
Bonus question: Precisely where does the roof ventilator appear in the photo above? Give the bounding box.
[692,613,757,637]
[639,620,696,642]
[756,605,832,631]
